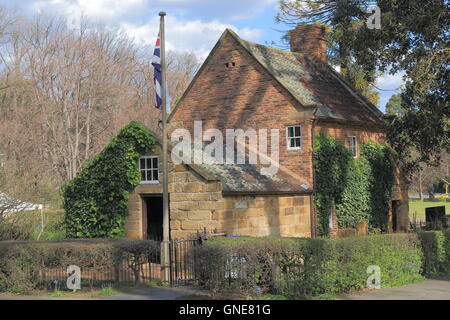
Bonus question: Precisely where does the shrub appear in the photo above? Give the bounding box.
[418,231,449,275]
[444,230,450,264]
[334,234,423,291]
[194,234,424,297]
[62,122,155,238]
[0,239,159,293]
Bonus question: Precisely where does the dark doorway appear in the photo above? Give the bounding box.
[143,195,163,240]
[392,200,400,232]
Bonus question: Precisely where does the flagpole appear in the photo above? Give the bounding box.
[159,11,170,283]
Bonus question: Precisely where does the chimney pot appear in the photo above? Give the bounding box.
[290,24,327,64]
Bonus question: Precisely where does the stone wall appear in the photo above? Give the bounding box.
[167,163,312,239]
[218,195,311,238]
[124,149,312,239]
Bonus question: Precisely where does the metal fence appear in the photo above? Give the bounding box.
[31,248,163,289]
[37,261,162,285]
[18,237,208,289]
[169,238,201,286]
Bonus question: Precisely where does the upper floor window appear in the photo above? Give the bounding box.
[139,156,159,183]
[286,125,302,150]
[348,136,358,158]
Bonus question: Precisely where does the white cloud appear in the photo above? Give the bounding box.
[24,0,277,23]
[122,16,263,59]
[17,0,265,59]
[376,71,405,90]
[151,0,277,21]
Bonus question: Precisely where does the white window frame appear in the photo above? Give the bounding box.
[286,125,302,151]
[139,156,160,184]
[348,136,358,158]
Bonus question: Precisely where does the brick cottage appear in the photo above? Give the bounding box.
[124,25,409,240]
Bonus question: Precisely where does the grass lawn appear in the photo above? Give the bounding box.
[409,200,450,219]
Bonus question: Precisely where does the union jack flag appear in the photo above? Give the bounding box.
[152,32,170,113]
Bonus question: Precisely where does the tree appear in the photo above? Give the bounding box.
[410,154,449,200]
[385,94,405,116]
[0,11,199,187]
[277,0,449,173]
[349,0,449,173]
[276,0,380,105]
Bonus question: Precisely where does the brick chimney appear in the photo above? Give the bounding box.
[289,24,327,64]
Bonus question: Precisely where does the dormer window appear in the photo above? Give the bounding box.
[348,136,358,158]
[286,125,302,150]
[139,156,159,183]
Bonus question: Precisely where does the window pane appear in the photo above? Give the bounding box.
[152,157,158,168]
[295,138,301,147]
[141,170,146,181]
[140,158,145,169]
[288,127,294,137]
[146,158,151,169]
[152,169,159,181]
[294,126,301,137]
[290,139,295,148]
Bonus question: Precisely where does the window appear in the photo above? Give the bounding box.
[139,156,159,183]
[286,125,302,150]
[349,136,358,158]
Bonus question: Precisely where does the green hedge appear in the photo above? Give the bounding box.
[62,122,155,238]
[193,234,424,297]
[418,231,450,276]
[0,239,159,293]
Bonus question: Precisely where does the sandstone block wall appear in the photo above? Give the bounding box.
[124,151,312,239]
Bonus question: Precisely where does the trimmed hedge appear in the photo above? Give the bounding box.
[193,234,425,297]
[0,239,159,293]
[418,231,450,276]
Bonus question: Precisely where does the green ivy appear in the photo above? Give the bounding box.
[335,157,371,229]
[313,134,395,236]
[313,134,353,236]
[362,141,395,232]
[62,122,156,238]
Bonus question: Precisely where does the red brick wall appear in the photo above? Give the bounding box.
[315,121,386,158]
[170,32,314,187]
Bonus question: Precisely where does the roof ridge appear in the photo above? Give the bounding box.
[229,29,385,124]
[226,29,323,108]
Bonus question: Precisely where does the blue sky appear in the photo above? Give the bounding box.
[1,0,402,110]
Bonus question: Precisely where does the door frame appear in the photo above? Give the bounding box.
[141,193,164,240]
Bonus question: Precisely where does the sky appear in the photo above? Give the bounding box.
[1,0,403,111]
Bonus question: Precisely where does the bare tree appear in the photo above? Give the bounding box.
[0,8,199,193]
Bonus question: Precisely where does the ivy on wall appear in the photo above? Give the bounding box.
[62,122,156,238]
[313,134,395,237]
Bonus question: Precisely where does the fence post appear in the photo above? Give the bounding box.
[160,240,171,284]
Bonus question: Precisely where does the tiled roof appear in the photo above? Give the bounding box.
[198,162,311,193]
[164,30,386,193]
[231,30,385,125]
